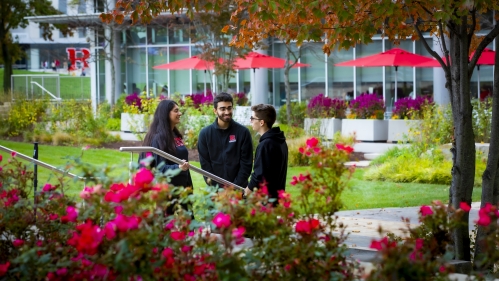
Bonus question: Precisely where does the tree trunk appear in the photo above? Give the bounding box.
[473,35,499,270]
[1,38,13,93]
[284,49,292,125]
[448,19,475,261]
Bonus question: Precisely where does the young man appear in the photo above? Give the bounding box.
[198,92,253,189]
[245,104,288,206]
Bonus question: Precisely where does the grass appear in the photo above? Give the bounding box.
[0,139,482,210]
[1,69,90,100]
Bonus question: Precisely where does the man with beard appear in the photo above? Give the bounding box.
[198,92,253,189]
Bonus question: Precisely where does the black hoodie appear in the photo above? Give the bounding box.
[198,118,253,188]
[248,127,288,202]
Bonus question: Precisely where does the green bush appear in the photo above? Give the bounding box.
[178,104,213,149]
[472,98,492,143]
[3,99,49,136]
[277,102,306,127]
[366,146,486,187]
[105,118,121,131]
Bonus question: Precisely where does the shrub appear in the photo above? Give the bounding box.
[307,94,347,119]
[185,93,214,109]
[348,93,385,119]
[392,96,434,120]
[232,92,249,106]
[4,99,48,136]
[472,98,492,143]
[123,94,167,114]
[0,139,363,280]
[277,102,306,127]
[105,118,121,131]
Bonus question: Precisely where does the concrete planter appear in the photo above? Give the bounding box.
[304,118,342,139]
[387,119,422,143]
[121,113,150,133]
[341,119,388,142]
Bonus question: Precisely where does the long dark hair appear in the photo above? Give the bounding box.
[143,99,182,156]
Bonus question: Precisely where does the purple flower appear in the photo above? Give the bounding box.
[125,93,142,111]
[350,93,385,119]
[186,93,214,108]
[392,96,433,119]
[307,94,347,118]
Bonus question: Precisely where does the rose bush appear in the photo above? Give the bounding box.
[0,139,362,280]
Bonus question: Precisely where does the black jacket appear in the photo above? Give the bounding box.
[197,118,253,188]
[248,127,288,202]
[139,134,193,188]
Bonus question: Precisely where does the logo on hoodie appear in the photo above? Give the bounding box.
[229,135,236,143]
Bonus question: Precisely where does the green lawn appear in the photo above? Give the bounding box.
[0,140,482,210]
[1,69,90,100]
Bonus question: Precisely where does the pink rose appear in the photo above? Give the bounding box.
[232,226,246,245]
[460,202,471,212]
[212,212,231,228]
[134,168,154,188]
[419,205,433,216]
[13,239,24,247]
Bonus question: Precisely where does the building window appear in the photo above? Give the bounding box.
[58,0,67,14]
[78,27,86,38]
[78,0,86,13]
[60,30,67,38]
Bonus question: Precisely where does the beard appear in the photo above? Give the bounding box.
[217,112,232,123]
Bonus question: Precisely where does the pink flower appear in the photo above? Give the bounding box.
[295,218,320,235]
[67,220,104,255]
[60,206,78,223]
[56,268,67,276]
[369,237,397,251]
[11,152,16,157]
[134,168,154,188]
[104,222,117,240]
[232,226,246,245]
[0,154,2,162]
[80,186,94,199]
[476,203,494,226]
[82,145,90,151]
[42,184,56,192]
[284,264,291,271]
[114,214,140,232]
[162,247,174,258]
[250,209,256,216]
[306,137,319,148]
[170,231,186,241]
[13,239,24,247]
[460,202,471,212]
[336,144,354,154]
[165,219,176,230]
[0,262,9,277]
[419,205,433,217]
[49,214,59,220]
[212,212,231,228]
[181,245,192,253]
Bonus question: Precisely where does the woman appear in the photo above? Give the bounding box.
[140,99,192,214]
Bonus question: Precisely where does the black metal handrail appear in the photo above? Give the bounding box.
[119,146,244,191]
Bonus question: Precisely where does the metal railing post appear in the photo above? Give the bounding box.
[33,142,38,221]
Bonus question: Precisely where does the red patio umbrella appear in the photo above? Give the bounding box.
[335,48,436,102]
[154,56,222,95]
[234,52,311,69]
[416,48,495,98]
[153,55,217,70]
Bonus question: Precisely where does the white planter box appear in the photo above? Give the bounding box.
[388,119,422,143]
[121,113,149,133]
[341,119,388,142]
[304,118,342,139]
